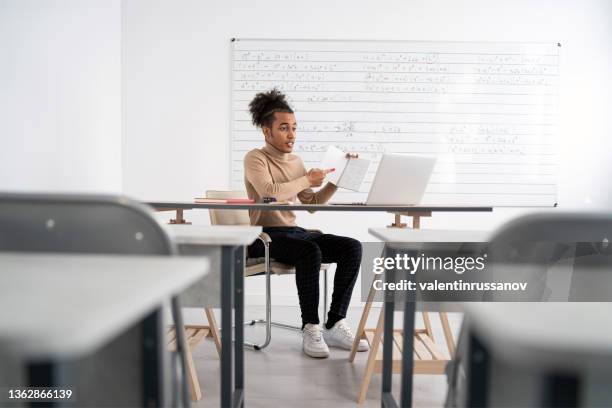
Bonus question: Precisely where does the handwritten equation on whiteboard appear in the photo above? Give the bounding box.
[230,40,559,206]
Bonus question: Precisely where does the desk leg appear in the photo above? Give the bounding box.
[170,297,191,407]
[467,332,489,407]
[169,209,191,225]
[27,362,63,408]
[221,246,235,408]
[381,250,415,408]
[234,246,245,408]
[143,308,164,407]
[400,300,415,407]
[382,271,397,408]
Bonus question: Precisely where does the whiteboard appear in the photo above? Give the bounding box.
[230,39,559,206]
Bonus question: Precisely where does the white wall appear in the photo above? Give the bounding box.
[122,0,612,307]
[0,0,122,193]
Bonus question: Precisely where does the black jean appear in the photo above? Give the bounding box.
[248,226,362,326]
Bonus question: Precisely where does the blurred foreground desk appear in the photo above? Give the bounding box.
[0,252,209,407]
[463,303,612,407]
[364,228,491,407]
[165,225,262,408]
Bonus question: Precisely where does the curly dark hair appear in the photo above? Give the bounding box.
[248,88,294,128]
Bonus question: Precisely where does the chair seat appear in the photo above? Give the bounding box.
[245,258,331,277]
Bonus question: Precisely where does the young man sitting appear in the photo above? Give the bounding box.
[244,89,369,358]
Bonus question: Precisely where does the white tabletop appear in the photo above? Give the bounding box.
[368,228,492,312]
[0,252,209,360]
[465,303,612,369]
[369,228,491,243]
[165,225,262,246]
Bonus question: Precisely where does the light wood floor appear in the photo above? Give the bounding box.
[186,306,462,407]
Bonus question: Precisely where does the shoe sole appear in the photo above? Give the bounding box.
[303,349,329,358]
[325,338,369,352]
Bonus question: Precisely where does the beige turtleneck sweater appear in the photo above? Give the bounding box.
[244,143,337,226]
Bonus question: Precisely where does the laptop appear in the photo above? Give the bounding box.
[331,154,436,206]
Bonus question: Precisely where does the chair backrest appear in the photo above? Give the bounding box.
[486,211,612,301]
[0,192,175,255]
[489,212,612,244]
[0,192,178,406]
[206,190,251,226]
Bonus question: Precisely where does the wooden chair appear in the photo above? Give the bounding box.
[204,190,331,350]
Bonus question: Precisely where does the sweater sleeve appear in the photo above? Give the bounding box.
[244,151,311,201]
[297,182,338,204]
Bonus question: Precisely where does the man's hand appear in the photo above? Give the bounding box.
[307,168,335,187]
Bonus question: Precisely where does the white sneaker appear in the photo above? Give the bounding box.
[302,323,330,358]
[323,319,369,352]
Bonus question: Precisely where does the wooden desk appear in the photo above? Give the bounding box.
[148,201,492,406]
[366,228,491,407]
[147,201,492,229]
[0,252,209,407]
[165,224,262,408]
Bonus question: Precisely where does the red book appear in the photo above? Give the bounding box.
[226,198,255,204]
[194,198,254,204]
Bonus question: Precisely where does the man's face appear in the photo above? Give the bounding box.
[264,112,296,153]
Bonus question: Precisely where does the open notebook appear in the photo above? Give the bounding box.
[320,146,370,191]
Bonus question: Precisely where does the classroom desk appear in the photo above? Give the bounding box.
[147,201,492,406]
[165,224,262,408]
[148,202,491,213]
[0,252,209,407]
[369,228,491,244]
[147,201,492,228]
[367,228,491,408]
[463,303,612,406]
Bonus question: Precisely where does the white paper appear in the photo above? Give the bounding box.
[319,146,370,191]
[319,146,346,185]
[339,158,369,191]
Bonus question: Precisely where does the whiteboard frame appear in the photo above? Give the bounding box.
[230,37,560,207]
[232,38,558,46]
[229,38,236,190]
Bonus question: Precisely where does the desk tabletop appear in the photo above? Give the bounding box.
[0,252,210,360]
[146,201,493,213]
[165,225,262,246]
[369,228,492,243]
[465,303,612,367]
